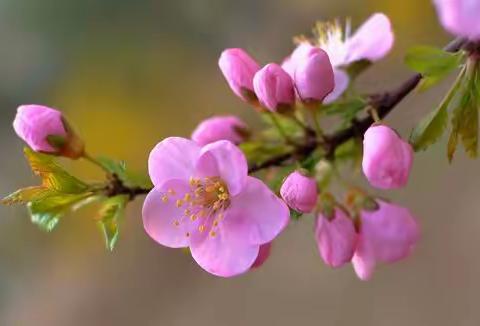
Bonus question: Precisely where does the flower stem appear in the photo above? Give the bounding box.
[83,152,109,174]
[268,112,294,144]
[309,109,326,141]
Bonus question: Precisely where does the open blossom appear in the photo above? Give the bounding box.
[362,125,413,189]
[283,13,394,103]
[218,48,260,103]
[142,138,289,277]
[315,209,357,268]
[280,171,318,213]
[352,201,420,280]
[433,0,480,40]
[191,116,249,146]
[294,48,335,103]
[253,63,295,112]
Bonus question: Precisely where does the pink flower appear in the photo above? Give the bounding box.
[284,13,394,103]
[362,125,413,189]
[253,63,295,112]
[433,0,480,40]
[13,104,67,153]
[191,116,249,146]
[280,171,318,213]
[251,242,272,269]
[352,201,420,280]
[218,48,260,103]
[142,138,289,277]
[294,48,335,104]
[315,208,358,268]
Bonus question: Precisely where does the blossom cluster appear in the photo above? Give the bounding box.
[5,0,480,280]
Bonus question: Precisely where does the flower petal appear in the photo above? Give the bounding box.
[148,137,201,187]
[142,180,200,248]
[190,227,260,277]
[345,13,394,64]
[352,235,376,281]
[200,140,247,196]
[323,69,350,104]
[223,176,290,245]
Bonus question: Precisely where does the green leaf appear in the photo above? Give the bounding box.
[28,192,94,231]
[1,186,51,205]
[405,46,463,75]
[24,148,88,193]
[260,113,304,140]
[410,101,449,151]
[405,46,464,90]
[98,195,128,251]
[240,141,291,166]
[411,67,467,151]
[447,63,480,162]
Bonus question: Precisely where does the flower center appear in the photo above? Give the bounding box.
[161,176,230,238]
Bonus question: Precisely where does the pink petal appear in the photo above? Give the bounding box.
[362,125,414,189]
[142,179,201,248]
[434,0,480,40]
[200,140,247,196]
[315,209,358,268]
[323,69,350,104]
[148,137,201,187]
[13,105,66,153]
[345,13,394,64]
[360,201,420,263]
[251,242,272,269]
[223,176,290,245]
[352,235,376,281]
[190,227,260,277]
[191,115,248,146]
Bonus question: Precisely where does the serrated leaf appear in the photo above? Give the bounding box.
[1,186,51,205]
[28,192,93,231]
[24,147,88,193]
[406,46,464,76]
[98,195,128,251]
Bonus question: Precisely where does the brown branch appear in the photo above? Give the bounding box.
[249,37,467,174]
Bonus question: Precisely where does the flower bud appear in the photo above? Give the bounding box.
[433,0,480,41]
[13,105,84,159]
[362,125,413,189]
[315,208,357,268]
[352,200,420,280]
[280,170,318,213]
[218,48,260,103]
[294,48,335,104]
[253,63,295,113]
[191,115,249,146]
[251,242,272,269]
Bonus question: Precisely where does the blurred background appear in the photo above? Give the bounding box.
[0,0,478,325]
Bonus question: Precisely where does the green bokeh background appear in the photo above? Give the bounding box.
[1,1,479,325]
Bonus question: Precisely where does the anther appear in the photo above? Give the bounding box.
[176,199,184,208]
[161,195,169,203]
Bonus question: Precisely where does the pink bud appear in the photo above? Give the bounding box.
[218,48,260,102]
[362,125,413,189]
[281,43,317,79]
[191,115,249,146]
[315,208,358,268]
[352,200,420,281]
[13,105,67,153]
[294,48,335,104]
[253,63,295,112]
[251,242,272,269]
[280,171,318,213]
[433,0,480,40]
